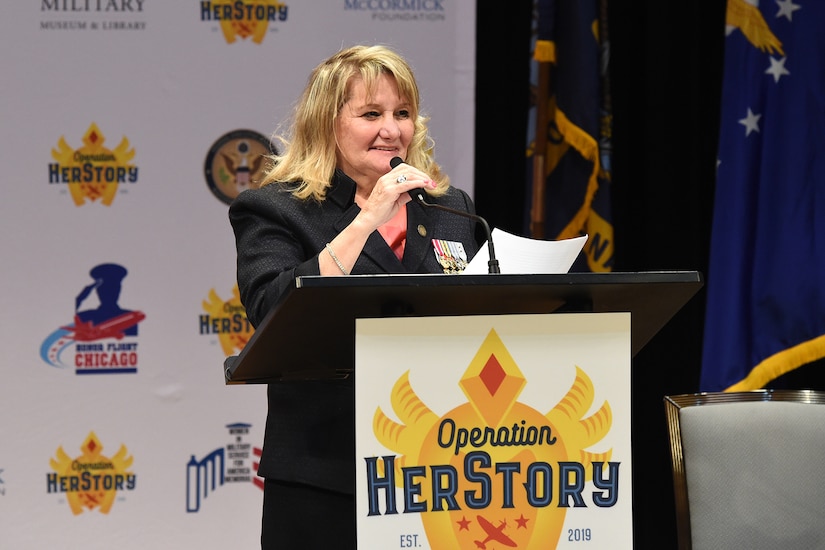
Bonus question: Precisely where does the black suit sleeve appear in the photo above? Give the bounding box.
[228,187,321,328]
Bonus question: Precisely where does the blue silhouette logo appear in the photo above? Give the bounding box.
[40,263,145,373]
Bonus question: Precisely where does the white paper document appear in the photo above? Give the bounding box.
[462,228,587,275]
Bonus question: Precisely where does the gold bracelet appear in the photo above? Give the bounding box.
[325,243,349,275]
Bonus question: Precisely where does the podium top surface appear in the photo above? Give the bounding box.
[225,271,703,383]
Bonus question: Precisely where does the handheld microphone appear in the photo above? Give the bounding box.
[390,157,500,274]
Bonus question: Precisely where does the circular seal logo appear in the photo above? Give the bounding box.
[204,129,274,205]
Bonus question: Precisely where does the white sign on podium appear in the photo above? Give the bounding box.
[355,313,632,549]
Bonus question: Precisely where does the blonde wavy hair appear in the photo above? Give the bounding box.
[257,44,449,200]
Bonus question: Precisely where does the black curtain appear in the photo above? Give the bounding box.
[474,3,725,548]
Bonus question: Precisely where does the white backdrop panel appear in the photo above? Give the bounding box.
[0,1,475,548]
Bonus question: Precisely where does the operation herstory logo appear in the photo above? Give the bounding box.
[365,328,619,549]
[47,431,136,515]
[200,285,253,356]
[49,123,138,206]
[199,0,289,44]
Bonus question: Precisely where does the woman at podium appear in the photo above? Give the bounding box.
[229,44,482,548]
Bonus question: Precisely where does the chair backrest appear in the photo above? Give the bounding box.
[664,389,825,550]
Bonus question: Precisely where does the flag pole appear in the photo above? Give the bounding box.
[530,58,551,239]
[530,2,555,239]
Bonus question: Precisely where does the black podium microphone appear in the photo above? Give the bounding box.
[390,157,500,274]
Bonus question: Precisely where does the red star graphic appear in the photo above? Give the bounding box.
[456,515,471,531]
[515,514,530,529]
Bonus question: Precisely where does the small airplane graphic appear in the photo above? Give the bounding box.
[62,311,146,341]
[473,514,518,549]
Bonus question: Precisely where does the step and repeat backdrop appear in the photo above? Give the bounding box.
[0,2,475,547]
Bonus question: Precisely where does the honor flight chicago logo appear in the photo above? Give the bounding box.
[204,129,272,205]
[200,285,253,356]
[199,0,289,44]
[49,123,139,206]
[40,263,145,374]
[186,423,263,513]
[47,431,137,515]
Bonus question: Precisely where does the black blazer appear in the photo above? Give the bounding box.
[229,170,481,493]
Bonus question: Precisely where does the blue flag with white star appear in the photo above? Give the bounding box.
[700,0,825,391]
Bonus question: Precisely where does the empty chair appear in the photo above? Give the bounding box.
[664,389,825,550]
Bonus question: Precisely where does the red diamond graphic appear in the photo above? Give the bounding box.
[479,354,506,396]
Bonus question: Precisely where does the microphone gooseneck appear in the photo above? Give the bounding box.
[389,157,500,274]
